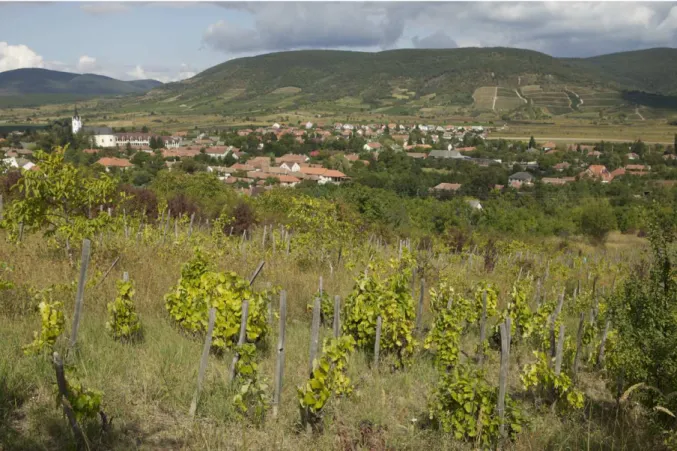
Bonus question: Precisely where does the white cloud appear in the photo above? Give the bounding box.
[125,64,196,83]
[0,42,44,72]
[76,55,99,73]
[80,2,130,15]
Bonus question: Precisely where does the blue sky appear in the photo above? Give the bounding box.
[2,2,677,83]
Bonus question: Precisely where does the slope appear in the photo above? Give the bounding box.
[0,68,162,96]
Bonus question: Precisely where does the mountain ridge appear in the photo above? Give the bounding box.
[0,68,163,97]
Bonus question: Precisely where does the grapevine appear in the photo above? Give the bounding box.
[298,335,355,431]
[24,300,65,355]
[106,278,142,342]
[342,268,416,368]
[232,343,269,425]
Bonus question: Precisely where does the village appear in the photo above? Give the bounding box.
[1,110,674,198]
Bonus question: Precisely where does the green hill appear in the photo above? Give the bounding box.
[0,68,162,96]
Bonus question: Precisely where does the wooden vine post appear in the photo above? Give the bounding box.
[52,352,86,450]
[416,278,425,331]
[309,296,321,375]
[189,307,216,418]
[497,317,511,439]
[572,312,585,379]
[68,239,91,355]
[273,291,287,419]
[333,295,341,338]
[374,315,383,368]
[478,290,488,365]
[229,300,250,382]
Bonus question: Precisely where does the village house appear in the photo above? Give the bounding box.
[541,177,575,186]
[162,148,201,159]
[297,167,348,185]
[508,171,535,188]
[428,149,466,159]
[86,126,116,148]
[364,142,382,152]
[95,157,133,172]
[553,162,571,171]
[580,165,613,183]
[431,183,462,193]
[2,156,35,171]
[406,152,427,159]
[204,146,230,159]
[248,156,272,171]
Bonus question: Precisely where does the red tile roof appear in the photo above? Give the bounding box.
[96,157,132,168]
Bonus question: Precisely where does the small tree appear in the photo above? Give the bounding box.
[579,199,616,244]
[0,146,118,246]
[528,136,536,149]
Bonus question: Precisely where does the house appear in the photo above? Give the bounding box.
[205,146,230,159]
[626,152,639,160]
[280,162,302,172]
[456,147,477,152]
[296,167,347,184]
[553,162,571,171]
[363,142,383,152]
[305,122,314,129]
[230,163,255,172]
[508,171,535,188]
[84,126,116,148]
[162,148,200,159]
[467,199,483,210]
[95,157,133,172]
[406,152,427,159]
[588,150,602,158]
[610,168,626,178]
[541,141,557,151]
[115,132,152,148]
[278,174,301,187]
[248,156,272,170]
[542,177,574,186]
[580,165,613,183]
[2,156,34,171]
[428,149,465,159]
[276,154,309,165]
[625,164,649,175]
[404,144,432,151]
[432,183,462,192]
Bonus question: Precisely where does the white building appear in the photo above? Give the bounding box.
[84,127,116,148]
[71,107,82,134]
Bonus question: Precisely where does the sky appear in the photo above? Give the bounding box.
[1,1,677,83]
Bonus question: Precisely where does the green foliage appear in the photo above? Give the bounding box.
[54,373,103,422]
[579,199,617,244]
[607,207,677,417]
[106,279,142,342]
[342,266,416,368]
[0,147,118,245]
[297,335,355,430]
[164,249,271,350]
[23,300,65,355]
[232,343,269,425]
[520,351,585,410]
[428,364,525,446]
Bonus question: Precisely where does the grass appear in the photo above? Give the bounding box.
[0,223,662,450]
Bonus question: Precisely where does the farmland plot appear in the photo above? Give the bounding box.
[472,86,496,111]
[494,87,526,110]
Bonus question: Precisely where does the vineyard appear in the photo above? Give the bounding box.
[2,149,677,450]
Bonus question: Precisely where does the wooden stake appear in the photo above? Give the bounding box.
[0,193,4,221]
[52,352,85,450]
[189,307,216,418]
[497,317,511,439]
[416,278,425,331]
[122,271,129,282]
[333,295,341,338]
[573,312,585,379]
[94,256,120,288]
[478,290,488,365]
[188,212,195,237]
[262,224,267,249]
[248,261,265,285]
[229,300,250,382]
[272,291,287,419]
[550,290,565,358]
[68,239,91,353]
[309,296,321,375]
[374,316,382,368]
[554,324,565,376]
[597,319,611,368]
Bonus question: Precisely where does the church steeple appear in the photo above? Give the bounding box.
[72,105,82,134]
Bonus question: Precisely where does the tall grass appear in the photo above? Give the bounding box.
[0,227,656,450]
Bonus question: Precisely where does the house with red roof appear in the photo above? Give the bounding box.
[95,157,133,172]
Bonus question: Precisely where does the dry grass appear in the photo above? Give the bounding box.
[0,227,657,450]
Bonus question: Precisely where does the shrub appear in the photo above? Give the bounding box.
[106,279,142,342]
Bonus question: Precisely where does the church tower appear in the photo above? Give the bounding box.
[72,106,82,134]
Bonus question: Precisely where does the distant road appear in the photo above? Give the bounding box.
[489,135,673,145]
